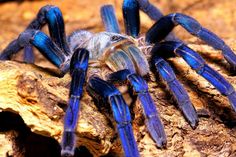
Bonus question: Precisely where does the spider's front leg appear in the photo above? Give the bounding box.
[87,76,140,157]
[0,5,70,66]
[107,69,167,147]
[61,48,89,157]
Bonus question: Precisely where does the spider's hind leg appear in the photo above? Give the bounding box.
[146,13,236,70]
[0,5,70,63]
[154,41,236,112]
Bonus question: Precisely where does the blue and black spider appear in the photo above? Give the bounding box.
[0,0,236,157]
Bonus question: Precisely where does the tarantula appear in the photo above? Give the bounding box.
[0,0,236,157]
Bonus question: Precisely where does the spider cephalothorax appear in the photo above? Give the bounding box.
[69,31,149,76]
[0,0,236,157]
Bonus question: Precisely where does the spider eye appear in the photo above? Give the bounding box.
[111,35,121,41]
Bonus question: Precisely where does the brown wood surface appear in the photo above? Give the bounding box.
[0,0,236,156]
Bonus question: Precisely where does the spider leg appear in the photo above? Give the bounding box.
[153,41,236,112]
[26,5,70,56]
[0,5,70,62]
[43,6,70,55]
[107,69,167,148]
[100,5,121,33]
[101,1,140,37]
[146,13,236,69]
[151,56,198,128]
[22,5,59,63]
[3,29,70,73]
[61,48,89,157]
[0,39,24,60]
[23,45,35,63]
[122,0,176,40]
[18,5,54,63]
[122,0,140,37]
[87,76,140,157]
[136,0,163,21]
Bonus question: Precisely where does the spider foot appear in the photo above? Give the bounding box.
[61,131,76,157]
[227,91,236,112]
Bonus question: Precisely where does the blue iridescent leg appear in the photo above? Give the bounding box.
[100,5,121,33]
[87,76,140,157]
[0,39,23,60]
[61,48,89,157]
[122,0,140,37]
[146,13,236,69]
[0,5,70,61]
[27,5,70,61]
[151,56,198,128]
[136,0,163,21]
[107,70,167,148]
[23,45,35,63]
[2,29,69,73]
[30,31,68,70]
[153,41,236,112]
[0,5,46,60]
[27,5,70,56]
[122,0,177,40]
[102,1,140,37]
[45,6,70,55]
[20,5,52,63]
